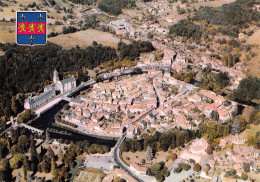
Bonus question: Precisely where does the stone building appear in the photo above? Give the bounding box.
[24,89,56,110]
[24,69,76,111]
[44,69,76,93]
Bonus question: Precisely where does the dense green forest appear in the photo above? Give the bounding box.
[169,0,260,39]
[197,67,230,94]
[67,0,97,6]
[192,0,260,28]
[169,19,202,40]
[231,77,260,105]
[121,129,199,153]
[118,40,155,60]
[68,0,135,15]
[171,67,230,94]
[121,116,255,154]
[120,121,234,153]
[98,0,136,15]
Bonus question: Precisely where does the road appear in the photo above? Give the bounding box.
[113,132,156,182]
[113,132,145,182]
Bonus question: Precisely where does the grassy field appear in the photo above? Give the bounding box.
[0,22,66,44]
[246,28,260,78]
[96,14,118,24]
[122,151,146,166]
[239,124,260,140]
[0,22,16,43]
[0,0,44,20]
[122,150,175,168]
[190,0,236,8]
[48,29,130,49]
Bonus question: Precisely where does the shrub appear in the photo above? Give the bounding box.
[193,163,201,172]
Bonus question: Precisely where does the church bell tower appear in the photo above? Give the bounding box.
[53,69,59,83]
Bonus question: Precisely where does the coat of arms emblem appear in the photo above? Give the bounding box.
[16,11,47,46]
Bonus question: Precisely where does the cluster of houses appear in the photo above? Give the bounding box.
[61,72,158,137]
[61,66,237,138]
[170,52,246,89]
[178,136,260,180]
[149,72,237,129]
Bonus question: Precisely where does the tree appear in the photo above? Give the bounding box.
[41,160,50,173]
[210,110,219,121]
[156,174,165,182]
[113,177,124,182]
[133,67,143,74]
[51,158,56,175]
[45,147,55,159]
[0,159,12,181]
[10,153,25,169]
[58,147,64,162]
[181,163,191,171]
[243,163,250,173]
[223,125,230,137]
[169,19,202,40]
[184,77,191,83]
[241,173,248,180]
[23,157,29,171]
[30,135,37,159]
[206,146,213,155]
[193,163,201,172]
[151,163,163,175]
[145,146,153,162]
[231,118,240,135]
[27,173,32,182]
[174,166,182,173]
[161,167,170,177]
[232,77,260,104]
[169,153,177,161]
[147,32,153,39]
[23,165,27,180]
[11,96,18,115]
[0,144,3,160]
[17,135,29,153]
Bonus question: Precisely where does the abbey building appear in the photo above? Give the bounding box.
[24,70,76,111]
[44,69,76,93]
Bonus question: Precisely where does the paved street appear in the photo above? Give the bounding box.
[113,133,156,182]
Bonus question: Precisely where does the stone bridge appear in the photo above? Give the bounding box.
[20,123,44,135]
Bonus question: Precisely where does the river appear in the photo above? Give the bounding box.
[30,100,117,147]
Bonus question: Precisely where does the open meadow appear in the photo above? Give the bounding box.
[0,22,66,43]
[48,29,130,49]
[246,28,260,78]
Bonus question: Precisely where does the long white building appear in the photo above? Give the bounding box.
[24,89,56,110]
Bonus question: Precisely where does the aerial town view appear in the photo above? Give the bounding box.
[0,0,260,181]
